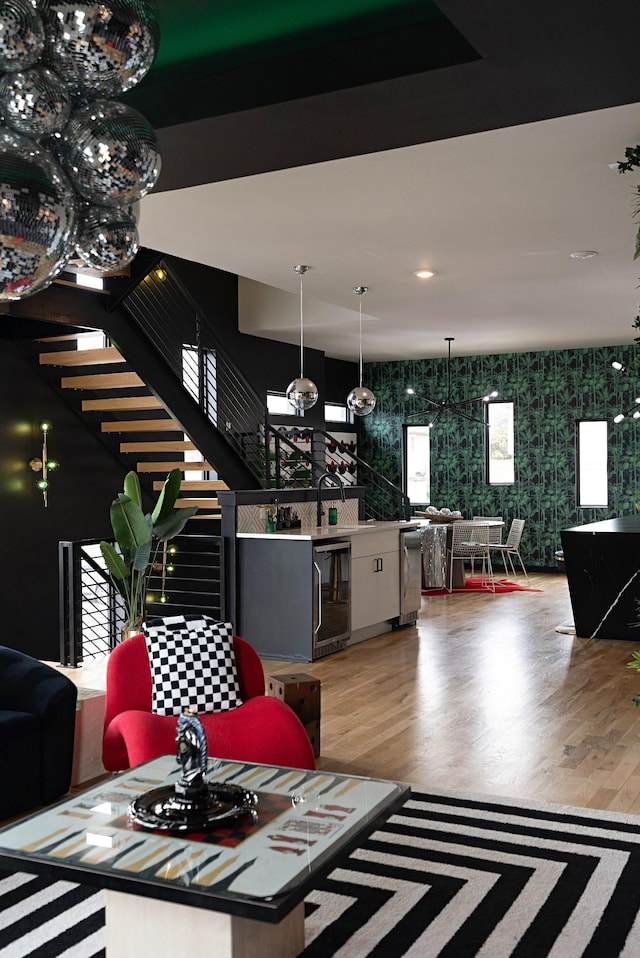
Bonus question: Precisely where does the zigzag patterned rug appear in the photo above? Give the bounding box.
[3,787,640,957]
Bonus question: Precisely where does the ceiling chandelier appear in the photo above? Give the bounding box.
[405,337,498,427]
[347,285,376,417]
[286,264,318,411]
[611,318,640,422]
[0,0,161,301]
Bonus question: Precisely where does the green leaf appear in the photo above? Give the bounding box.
[627,650,640,671]
[123,471,142,507]
[152,469,182,524]
[154,505,199,541]
[99,541,129,581]
[110,495,151,552]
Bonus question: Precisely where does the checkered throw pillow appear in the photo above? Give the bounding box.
[143,614,243,716]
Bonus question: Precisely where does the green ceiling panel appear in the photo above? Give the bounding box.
[153,0,444,69]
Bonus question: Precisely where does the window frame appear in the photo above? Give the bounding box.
[485,401,515,485]
[576,418,608,508]
[403,423,431,504]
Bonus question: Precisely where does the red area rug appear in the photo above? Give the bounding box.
[423,575,542,596]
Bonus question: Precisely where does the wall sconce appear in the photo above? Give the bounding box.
[29,421,59,507]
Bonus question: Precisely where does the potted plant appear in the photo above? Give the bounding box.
[100,470,198,635]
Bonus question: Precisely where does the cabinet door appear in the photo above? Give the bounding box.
[351,550,400,630]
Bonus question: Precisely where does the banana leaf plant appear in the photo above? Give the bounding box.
[99,470,198,631]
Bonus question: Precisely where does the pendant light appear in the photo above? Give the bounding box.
[405,337,498,427]
[347,285,376,417]
[286,264,318,411]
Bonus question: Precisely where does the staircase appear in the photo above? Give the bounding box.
[38,332,228,518]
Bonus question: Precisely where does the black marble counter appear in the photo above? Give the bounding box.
[561,517,640,640]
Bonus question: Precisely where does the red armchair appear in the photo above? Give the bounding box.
[102,632,315,772]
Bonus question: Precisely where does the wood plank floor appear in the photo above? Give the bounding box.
[262,571,640,814]
[64,571,640,814]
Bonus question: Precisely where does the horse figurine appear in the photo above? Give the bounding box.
[175,709,208,779]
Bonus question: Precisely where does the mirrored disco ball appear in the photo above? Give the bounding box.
[0,65,71,137]
[40,0,160,98]
[347,385,376,417]
[61,99,161,206]
[75,201,138,271]
[286,377,319,411]
[0,128,77,300]
[0,0,45,73]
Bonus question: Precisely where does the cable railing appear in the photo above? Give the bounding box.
[121,265,268,486]
[59,533,224,667]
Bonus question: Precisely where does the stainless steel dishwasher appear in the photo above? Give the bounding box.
[397,528,422,626]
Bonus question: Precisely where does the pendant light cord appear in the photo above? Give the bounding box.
[358,294,363,387]
[299,272,304,378]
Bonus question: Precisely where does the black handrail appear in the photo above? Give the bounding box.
[59,533,224,666]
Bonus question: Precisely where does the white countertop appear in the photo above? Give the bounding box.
[237,520,419,541]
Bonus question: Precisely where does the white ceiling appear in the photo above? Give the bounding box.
[138,100,640,364]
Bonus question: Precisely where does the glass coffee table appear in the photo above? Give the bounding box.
[0,755,409,958]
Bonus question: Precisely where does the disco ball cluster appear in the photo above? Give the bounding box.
[0,0,161,300]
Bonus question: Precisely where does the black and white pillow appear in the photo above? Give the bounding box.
[143,614,243,716]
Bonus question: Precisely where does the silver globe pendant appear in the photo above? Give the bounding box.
[286,376,318,411]
[347,385,376,417]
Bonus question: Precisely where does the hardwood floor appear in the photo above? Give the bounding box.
[62,571,640,814]
[262,572,640,814]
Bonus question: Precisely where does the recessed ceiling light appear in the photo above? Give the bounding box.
[414,269,435,279]
[569,250,598,259]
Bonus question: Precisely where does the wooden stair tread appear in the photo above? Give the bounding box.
[102,418,180,433]
[137,460,213,472]
[40,347,124,366]
[120,440,197,452]
[153,480,227,491]
[62,372,143,389]
[176,498,221,508]
[82,396,161,411]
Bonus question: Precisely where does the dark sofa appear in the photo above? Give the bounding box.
[0,645,77,819]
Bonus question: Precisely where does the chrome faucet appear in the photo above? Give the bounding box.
[316,472,345,526]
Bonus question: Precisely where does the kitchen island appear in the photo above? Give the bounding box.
[235,521,420,662]
[561,516,640,639]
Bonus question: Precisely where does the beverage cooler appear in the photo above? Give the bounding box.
[312,541,351,658]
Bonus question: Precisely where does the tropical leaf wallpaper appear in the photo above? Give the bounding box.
[358,345,640,569]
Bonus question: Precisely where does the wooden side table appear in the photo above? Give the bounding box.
[268,672,321,757]
[71,687,106,786]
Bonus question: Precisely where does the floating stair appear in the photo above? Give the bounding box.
[36,336,228,517]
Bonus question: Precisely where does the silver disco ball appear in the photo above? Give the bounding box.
[40,0,160,98]
[75,201,138,271]
[0,0,45,73]
[0,128,77,300]
[61,98,161,206]
[347,385,376,417]
[286,376,319,411]
[0,65,71,137]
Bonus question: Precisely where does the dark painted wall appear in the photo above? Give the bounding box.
[0,331,127,660]
[359,346,640,570]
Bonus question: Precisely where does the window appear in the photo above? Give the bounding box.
[404,425,431,503]
[324,402,352,424]
[577,420,608,507]
[267,390,301,416]
[486,402,514,484]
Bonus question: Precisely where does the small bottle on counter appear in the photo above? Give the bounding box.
[328,504,338,525]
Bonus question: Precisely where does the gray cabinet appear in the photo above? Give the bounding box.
[350,530,400,631]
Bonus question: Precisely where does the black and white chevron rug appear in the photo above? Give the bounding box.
[4,787,640,957]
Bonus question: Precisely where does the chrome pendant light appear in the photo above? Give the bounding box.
[347,285,376,417]
[286,264,318,411]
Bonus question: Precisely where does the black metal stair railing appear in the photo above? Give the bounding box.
[59,533,224,667]
[111,265,268,489]
[315,428,411,521]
